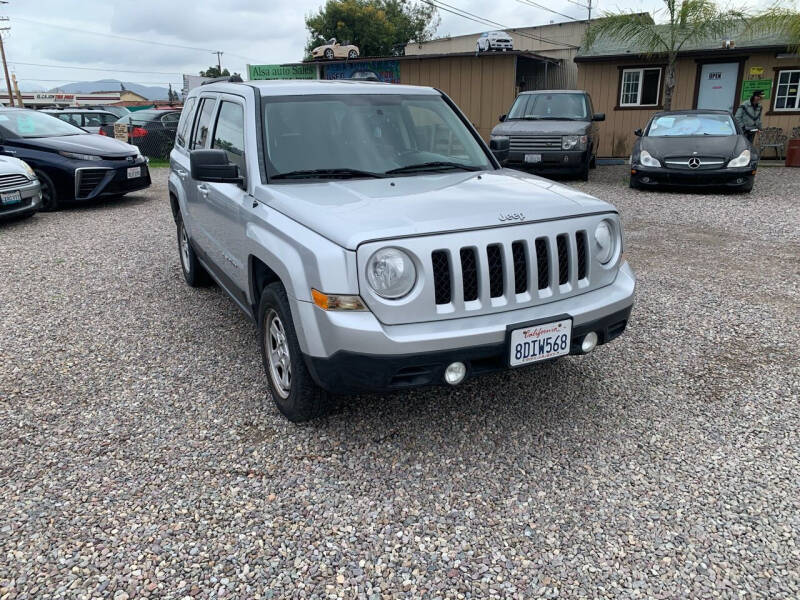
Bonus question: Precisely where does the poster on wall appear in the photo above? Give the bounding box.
[248,64,318,80]
[741,79,772,102]
[323,60,400,83]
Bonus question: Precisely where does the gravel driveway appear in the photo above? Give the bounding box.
[1,166,798,599]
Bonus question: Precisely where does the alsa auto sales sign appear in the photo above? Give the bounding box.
[248,64,317,80]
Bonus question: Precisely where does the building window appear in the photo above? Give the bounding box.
[620,68,662,107]
[774,70,800,111]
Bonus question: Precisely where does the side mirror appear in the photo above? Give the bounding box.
[489,136,510,163]
[190,149,243,185]
[499,114,507,122]
[592,113,605,122]
[634,128,643,137]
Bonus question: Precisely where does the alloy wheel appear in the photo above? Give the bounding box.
[265,309,292,399]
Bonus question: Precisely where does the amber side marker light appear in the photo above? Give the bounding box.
[311,289,368,311]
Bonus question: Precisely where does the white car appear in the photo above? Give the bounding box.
[0,155,41,220]
[311,38,360,60]
[477,31,514,52]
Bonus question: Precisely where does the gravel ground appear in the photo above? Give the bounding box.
[1,166,798,599]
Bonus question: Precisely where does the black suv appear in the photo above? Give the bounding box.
[491,90,604,181]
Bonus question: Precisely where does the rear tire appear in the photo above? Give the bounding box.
[176,212,211,287]
[258,282,333,422]
[348,50,358,59]
[324,48,334,59]
[35,170,59,211]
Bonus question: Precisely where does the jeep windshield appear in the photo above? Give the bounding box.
[507,93,589,120]
[262,94,492,180]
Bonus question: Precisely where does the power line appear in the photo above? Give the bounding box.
[515,0,579,23]
[7,60,182,76]
[425,0,579,49]
[19,77,180,85]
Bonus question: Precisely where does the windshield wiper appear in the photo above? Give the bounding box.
[271,168,385,180]
[385,161,482,175]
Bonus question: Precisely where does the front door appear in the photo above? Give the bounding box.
[697,63,739,112]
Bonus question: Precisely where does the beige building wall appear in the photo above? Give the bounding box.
[400,54,518,141]
[578,51,800,157]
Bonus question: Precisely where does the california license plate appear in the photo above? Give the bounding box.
[509,318,572,367]
[1,190,21,205]
[524,153,542,164]
[127,166,141,179]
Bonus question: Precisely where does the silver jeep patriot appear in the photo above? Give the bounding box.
[168,80,635,422]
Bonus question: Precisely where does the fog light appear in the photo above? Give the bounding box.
[640,176,650,183]
[444,362,467,385]
[736,178,743,184]
[581,332,598,353]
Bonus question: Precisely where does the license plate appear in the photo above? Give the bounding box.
[1,190,21,205]
[524,153,542,164]
[509,318,572,367]
[127,166,141,179]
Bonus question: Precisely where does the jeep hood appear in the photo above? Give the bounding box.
[257,170,615,249]
[492,119,590,137]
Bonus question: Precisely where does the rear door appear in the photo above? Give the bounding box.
[170,96,197,229]
[202,95,250,292]
[184,94,218,255]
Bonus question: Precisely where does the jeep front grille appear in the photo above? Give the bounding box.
[509,136,562,152]
[357,214,619,326]
[430,231,590,306]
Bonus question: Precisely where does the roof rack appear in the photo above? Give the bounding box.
[200,74,244,85]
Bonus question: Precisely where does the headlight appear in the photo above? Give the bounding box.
[638,150,661,168]
[19,160,35,179]
[594,220,615,264]
[365,247,416,299]
[562,135,587,150]
[59,151,101,161]
[727,149,751,168]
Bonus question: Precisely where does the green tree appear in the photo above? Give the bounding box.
[200,66,230,78]
[584,0,750,110]
[305,0,439,58]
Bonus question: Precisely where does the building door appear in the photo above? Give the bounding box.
[696,63,739,112]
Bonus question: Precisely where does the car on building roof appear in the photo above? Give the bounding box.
[476,31,514,52]
[311,38,360,60]
[0,107,150,210]
[629,109,757,192]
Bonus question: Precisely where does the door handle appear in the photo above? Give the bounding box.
[197,184,209,197]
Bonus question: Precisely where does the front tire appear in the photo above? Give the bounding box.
[348,50,358,59]
[176,213,211,287]
[324,48,334,59]
[578,160,590,182]
[35,170,59,211]
[258,282,333,422]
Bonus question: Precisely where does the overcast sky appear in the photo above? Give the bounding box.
[4,0,769,92]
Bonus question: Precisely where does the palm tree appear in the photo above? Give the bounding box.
[583,0,750,110]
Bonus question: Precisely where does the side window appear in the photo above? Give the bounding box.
[190,97,216,150]
[57,113,82,126]
[176,97,196,148]
[84,113,105,127]
[212,101,246,175]
[101,113,118,125]
[161,112,180,126]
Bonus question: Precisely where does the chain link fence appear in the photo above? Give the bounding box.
[103,110,181,160]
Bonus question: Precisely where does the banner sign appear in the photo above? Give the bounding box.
[740,79,772,102]
[248,64,317,80]
[323,60,400,84]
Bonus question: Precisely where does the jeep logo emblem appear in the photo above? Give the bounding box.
[499,212,525,222]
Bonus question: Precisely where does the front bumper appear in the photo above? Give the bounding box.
[631,164,756,188]
[0,179,42,219]
[489,42,513,50]
[506,149,589,171]
[295,262,635,392]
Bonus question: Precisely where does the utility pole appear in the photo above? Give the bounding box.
[0,9,13,107]
[213,51,223,73]
[11,71,22,106]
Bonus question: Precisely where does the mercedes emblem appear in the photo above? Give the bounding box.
[688,157,701,169]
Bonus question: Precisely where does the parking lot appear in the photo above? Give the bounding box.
[1,165,798,598]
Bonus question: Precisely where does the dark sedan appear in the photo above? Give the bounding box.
[99,108,181,159]
[630,110,757,192]
[0,108,150,210]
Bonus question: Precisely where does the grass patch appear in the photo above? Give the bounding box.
[147,159,169,168]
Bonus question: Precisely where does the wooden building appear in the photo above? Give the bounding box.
[576,30,800,157]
